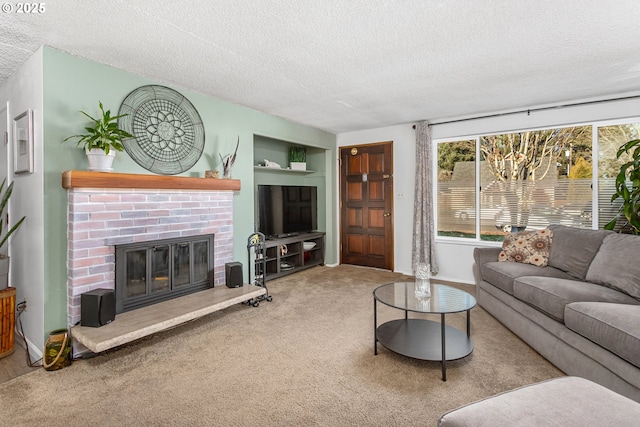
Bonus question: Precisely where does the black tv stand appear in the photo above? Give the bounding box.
[263,232,325,280]
[277,232,299,238]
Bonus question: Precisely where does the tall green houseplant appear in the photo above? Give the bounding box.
[0,178,26,289]
[0,179,25,250]
[605,139,640,234]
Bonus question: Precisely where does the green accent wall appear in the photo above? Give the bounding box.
[253,134,329,236]
[42,47,336,332]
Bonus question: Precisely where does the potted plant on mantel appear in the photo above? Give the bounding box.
[63,101,133,172]
[605,139,640,234]
[289,145,307,171]
[0,178,26,290]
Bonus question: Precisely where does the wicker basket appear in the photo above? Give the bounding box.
[0,287,16,359]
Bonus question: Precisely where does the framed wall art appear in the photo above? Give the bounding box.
[13,109,34,174]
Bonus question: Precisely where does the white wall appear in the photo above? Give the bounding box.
[0,48,45,356]
[336,124,417,276]
[338,94,640,285]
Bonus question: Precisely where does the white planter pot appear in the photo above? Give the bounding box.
[86,148,116,172]
[290,162,306,171]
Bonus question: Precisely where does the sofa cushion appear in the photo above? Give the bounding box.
[586,233,640,300]
[481,262,572,296]
[565,302,640,368]
[513,277,639,322]
[547,224,611,280]
[498,229,552,266]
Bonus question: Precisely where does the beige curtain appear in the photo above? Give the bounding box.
[412,121,438,276]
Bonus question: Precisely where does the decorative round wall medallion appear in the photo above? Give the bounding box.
[118,85,205,175]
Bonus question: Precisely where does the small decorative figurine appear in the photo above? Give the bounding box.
[219,137,239,178]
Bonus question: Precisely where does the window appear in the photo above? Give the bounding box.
[436,121,639,240]
[437,139,476,238]
[597,123,640,230]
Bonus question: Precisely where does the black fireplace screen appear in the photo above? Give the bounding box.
[115,234,214,313]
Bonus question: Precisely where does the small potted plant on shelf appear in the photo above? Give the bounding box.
[0,178,26,290]
[289,145,306,171]
[605,139,640,234]
[63,101,133,172]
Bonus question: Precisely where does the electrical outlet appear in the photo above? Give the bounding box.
[17,300,27,312]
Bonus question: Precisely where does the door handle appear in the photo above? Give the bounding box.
[383,212,391,217]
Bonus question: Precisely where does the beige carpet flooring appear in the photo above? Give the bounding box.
[0,265,563,426]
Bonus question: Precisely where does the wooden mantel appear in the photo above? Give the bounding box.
[62,170,241,191]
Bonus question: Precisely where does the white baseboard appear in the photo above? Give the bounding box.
[14,330,43,364]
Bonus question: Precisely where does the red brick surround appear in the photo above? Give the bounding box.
[65,188,235,326]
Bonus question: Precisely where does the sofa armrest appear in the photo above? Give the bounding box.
[473,247,501,285]
[474,247,501,266]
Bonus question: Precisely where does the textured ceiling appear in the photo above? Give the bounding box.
[1,0,640,133]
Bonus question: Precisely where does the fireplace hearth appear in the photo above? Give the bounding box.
[115,234,214,313]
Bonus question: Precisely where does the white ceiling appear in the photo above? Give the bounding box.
[1,0,640,133]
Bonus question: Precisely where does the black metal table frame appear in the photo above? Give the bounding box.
[373,287,474,381]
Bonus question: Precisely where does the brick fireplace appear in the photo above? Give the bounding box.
[63,171,240,327]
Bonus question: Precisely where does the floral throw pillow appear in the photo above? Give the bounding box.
[498,229,553,267]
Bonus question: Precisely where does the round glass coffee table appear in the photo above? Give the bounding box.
[373,281,476,381]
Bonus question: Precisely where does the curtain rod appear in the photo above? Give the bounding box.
[412,94,640,129]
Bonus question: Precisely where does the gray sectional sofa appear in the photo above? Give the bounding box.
[474,224,640,402]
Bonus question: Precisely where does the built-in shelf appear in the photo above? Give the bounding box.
[253,166,317,174]
[262,232,325,280]
[252,135,328,281]
[62,170,241,191]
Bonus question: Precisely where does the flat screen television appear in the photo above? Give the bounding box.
[257,185,318,237]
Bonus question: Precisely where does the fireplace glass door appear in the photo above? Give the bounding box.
[126,249,147,299]
[173,243,191,287]
[116,234,214,313]
[152,244,170,293]
[193,241,209,282]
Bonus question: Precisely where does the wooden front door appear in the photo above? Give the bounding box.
[340,142,393,270]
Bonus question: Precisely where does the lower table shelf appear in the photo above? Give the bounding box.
[376,319,473,361]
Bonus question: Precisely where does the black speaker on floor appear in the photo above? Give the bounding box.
[81,289,116,327]
[225,262,243,288]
